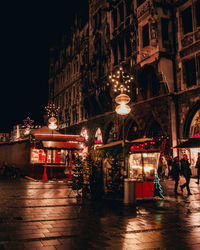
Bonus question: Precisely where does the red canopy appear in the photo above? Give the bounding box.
[30,126,85,150]
[31,126,85,142]
[42,141,82,150]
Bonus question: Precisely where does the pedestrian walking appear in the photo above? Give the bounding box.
[180,154,192,195]
[195,152,200,184]
[171,156,181,195]
[167,155,173,178]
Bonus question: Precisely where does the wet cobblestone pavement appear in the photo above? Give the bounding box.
[0,177,200,249]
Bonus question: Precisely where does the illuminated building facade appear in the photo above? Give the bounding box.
[48,0,200,154]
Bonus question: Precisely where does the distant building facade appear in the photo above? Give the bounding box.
[48,0,200,151]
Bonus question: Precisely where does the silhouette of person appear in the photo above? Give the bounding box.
[195,152,200,184]
[180,154,192,195]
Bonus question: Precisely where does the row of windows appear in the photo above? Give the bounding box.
[112,34,132,64]
[181,2,200,35]
[112,0,132,29]
[55,85,80,109]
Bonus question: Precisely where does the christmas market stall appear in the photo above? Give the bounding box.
[0,126,85,179]
[128,137,168,200]
[96,137,168,202]
[96,140,130,199]
[174,133,200,176]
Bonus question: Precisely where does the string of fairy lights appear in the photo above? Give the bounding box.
[108,67,134,94]
[45,103,60,118]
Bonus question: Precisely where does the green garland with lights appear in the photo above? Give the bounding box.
[154,172,164,199]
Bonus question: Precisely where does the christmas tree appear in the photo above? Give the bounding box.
[154,172,164,199]
[71,154,83,197]
[106,158,123,197]
[83,150,103,200]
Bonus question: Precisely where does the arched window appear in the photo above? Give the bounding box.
[189,109,200,137]
[105,122,117,144]
[95,128,103,144]
[127,121,138,141]
[81,127,88,142]
[146,121,163,138]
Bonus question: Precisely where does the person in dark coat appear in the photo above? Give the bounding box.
[171,156,181,195]
[195,152,200,184]
[180,154,192,195]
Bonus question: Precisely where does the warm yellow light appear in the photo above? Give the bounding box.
[115,103,131,115]
[48,117,57,123]
[48,122,57,130]
[131,165,154,172]
[115,93,130,104]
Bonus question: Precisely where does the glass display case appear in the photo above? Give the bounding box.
[31,148,67,165]
[128,152,160,180]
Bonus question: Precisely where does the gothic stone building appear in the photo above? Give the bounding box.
[48,0,200,154]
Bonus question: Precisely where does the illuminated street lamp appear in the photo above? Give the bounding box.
[108,67,133,176]
[48,116,58,130]
[45,103,60,131]
[115,93,131,115]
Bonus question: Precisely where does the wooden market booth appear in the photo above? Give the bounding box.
[97,137,168,201]
[30,126,85,180]
[0,126,85,179]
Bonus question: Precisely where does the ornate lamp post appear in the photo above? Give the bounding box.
[43,103,60,181]
[109,67,133,176]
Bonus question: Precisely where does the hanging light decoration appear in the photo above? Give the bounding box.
[115,93,131,105]
[115,93,131,115]
[108,67,134,94]
[45,103,60,130]
[48,116,58,130]
[108,67,133,116]
[45,103,60,118]
[115,103,131,115]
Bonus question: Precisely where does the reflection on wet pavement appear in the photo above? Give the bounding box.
[0,178,200,249]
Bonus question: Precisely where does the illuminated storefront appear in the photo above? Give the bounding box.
[97,137,168,200]
[128,152,160,180]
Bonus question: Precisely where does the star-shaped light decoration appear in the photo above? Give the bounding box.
[108,67,134,94]
[108,67,134,116]
[23,116,34,128]
[45,103,60,118]
[23,116,34,135]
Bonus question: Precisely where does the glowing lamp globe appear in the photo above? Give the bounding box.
[115,103,131,115]
[48,122,57,130]
[48,117,57,123]
[115,93,130,105]
[48,116,57,130]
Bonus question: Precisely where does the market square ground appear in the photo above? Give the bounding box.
[0,177,200,250]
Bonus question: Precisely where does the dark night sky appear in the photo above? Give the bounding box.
[1,1,88,132]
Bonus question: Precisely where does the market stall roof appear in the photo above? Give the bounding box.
[97,137,153,150]
[96,140,130,157]
[129,137,154,143]
[96,140,129,149]
[96,138,155,156]
[174,137,200,148]
[96,137,165,156]
[42,141,82,150]
[30,126,85,142]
